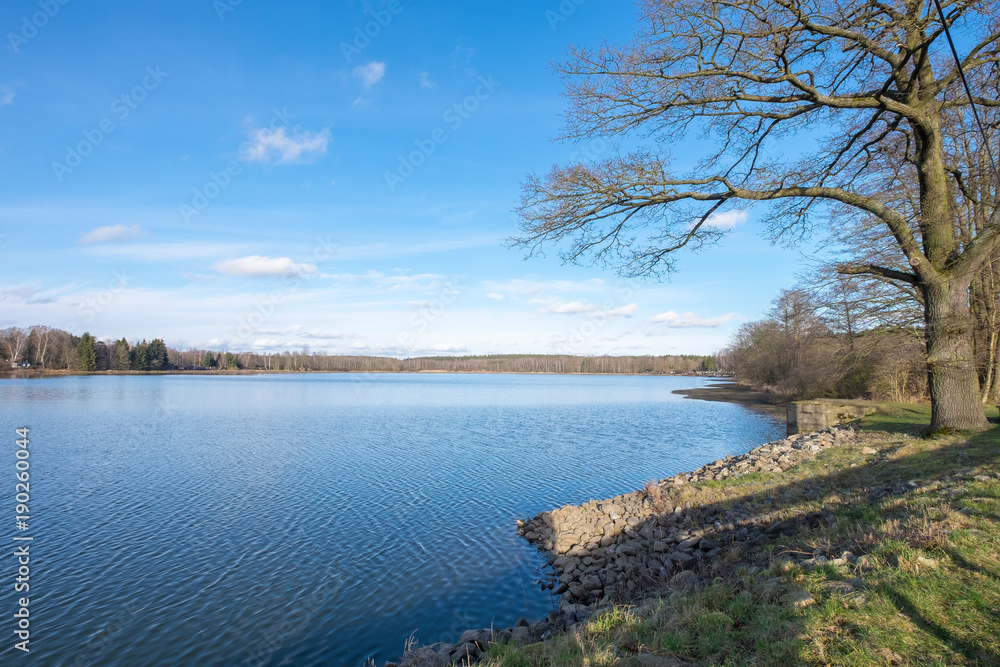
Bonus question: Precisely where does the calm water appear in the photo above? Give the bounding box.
[0,373,782,666]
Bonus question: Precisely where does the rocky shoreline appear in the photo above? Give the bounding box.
[388,426,861,667]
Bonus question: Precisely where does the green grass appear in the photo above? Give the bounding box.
[479,403,1000,666]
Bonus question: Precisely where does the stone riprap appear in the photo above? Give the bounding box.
[389,426,859,667]
[516,426,859,609]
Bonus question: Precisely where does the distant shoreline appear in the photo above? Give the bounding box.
[0,369,727,379]
[672,380,788,419]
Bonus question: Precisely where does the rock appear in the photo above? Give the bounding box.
[510,626,533,645]
[670,570,699,591]
[782,589,814,608]
[515,617,529,628]
[823,581,857,595]
[437,643,458,656]
[917,556,938,568]
[528,620,550,639]
[406,646,448,667]
[457,628,493,648]
[672,551,698,570]
[677,536,701,551]
[856,555,876,572]
[862,447,878,455]
[450,642,482,664]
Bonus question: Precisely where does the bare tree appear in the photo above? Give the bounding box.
[1,327,28,366]
[514,0,1000,430]
[31,325,52,368]
[804,93,1000,400]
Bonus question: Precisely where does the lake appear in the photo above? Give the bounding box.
[0,373,783,666]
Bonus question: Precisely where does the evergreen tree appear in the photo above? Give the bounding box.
[130,340,149,371]
[224,352,242,370]
[147,338,170,370]
[77,332,97,372]
[113,338,131,371]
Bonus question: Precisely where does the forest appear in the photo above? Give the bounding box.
[0,325,715,375]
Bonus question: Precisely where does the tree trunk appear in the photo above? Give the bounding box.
[925,280,991,431]
[982,331,998,404]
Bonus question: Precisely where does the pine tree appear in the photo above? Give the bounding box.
[77,332,97,372]
[130,340,149,371]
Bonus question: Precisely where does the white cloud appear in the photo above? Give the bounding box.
[704,210,747,229]
[323,271,446,291]
[0,286,57,305]
[419,72,436,89]
[332,235,501,261]
[299,330,355,340]
[0,87,14,107]
[541,301,638,317]
[648,310,736,327]
[241,127,329,165]
[85,241,248,261]
[486,292,504,300]
[542,300,597,315]
[80,224,145,244]
[483,278,606,299]
[607,304,639,317]
[380,273,448,291]
[213,255,319,279]
[353,61,386,89]
[428,343,468,352]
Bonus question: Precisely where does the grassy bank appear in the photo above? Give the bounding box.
[480,404,1000,666]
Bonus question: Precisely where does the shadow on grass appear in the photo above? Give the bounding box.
[943,548,1000,585]
[882,585,997,664]
[526,427,1000,663]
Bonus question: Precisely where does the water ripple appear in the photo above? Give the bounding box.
[0,374,782,666]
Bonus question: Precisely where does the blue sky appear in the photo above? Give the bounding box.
[0,0,816,356]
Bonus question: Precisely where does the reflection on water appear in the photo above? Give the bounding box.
[0,373,782,666]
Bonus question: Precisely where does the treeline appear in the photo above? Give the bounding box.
[0,326,173,372]
[1,325,716,375]
[718,291,927,402]
[170,350,717,374]
[720,103,1000,406]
